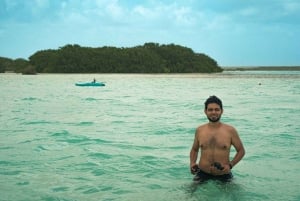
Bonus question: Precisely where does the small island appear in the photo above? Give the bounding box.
[0,43,222,74]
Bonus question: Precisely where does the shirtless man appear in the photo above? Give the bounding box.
[190,96,245,182]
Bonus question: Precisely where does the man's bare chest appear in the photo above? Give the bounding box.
[199,134,230,150]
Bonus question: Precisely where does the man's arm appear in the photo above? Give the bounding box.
[190,130,200,174]
[230,127,245,168]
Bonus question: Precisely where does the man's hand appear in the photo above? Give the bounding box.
[213,162,224,170]
[212,162,231,173]
[190,164,199,175]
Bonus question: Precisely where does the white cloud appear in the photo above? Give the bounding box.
[173,6,196,26]
[131,3,198,28]
[133,5,155,18]
[105,0,124,19]
[34,0,49,8]
[282,1,300,14]
[238,7,258,17]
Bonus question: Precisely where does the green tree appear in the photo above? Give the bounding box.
[0,57,13,72]
[28,43,222,73]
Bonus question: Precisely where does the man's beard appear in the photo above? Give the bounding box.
[207,116,221,122]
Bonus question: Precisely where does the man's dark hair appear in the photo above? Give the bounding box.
[204,95,223,110]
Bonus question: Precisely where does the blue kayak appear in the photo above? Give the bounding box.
[75,82,105,87]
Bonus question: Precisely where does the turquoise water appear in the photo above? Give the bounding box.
[1,72,299,201]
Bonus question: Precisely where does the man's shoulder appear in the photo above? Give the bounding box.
[221,123,238,133]
[195,124,210,135]
[221,122,234,128]
[197,123,209,130]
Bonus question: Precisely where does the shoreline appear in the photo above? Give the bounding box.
[222,66,300,71]
[3,66,300,74]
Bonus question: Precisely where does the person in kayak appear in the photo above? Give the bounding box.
[189,95,245,183]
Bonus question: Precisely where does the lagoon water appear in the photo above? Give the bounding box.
[0,71,299,201]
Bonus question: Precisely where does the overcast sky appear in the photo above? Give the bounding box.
[1,0,299,66]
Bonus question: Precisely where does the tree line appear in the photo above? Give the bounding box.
[0,43,223,74]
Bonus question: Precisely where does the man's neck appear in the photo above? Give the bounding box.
[208,121,221,128]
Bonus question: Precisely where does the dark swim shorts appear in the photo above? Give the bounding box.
[193,170,233,183]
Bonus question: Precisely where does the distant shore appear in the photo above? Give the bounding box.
[223,66,300,71]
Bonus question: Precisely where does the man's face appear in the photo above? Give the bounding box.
[205,103,223,122]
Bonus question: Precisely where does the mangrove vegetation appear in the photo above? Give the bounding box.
[1,43,222,74]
